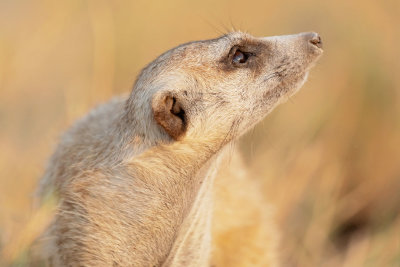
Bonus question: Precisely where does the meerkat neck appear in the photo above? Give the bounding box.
[125,138,228,265]
[162,151,224,266]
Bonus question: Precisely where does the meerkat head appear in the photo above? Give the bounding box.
[127,31,323,143]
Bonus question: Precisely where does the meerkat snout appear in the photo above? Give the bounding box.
[307,32,323,49]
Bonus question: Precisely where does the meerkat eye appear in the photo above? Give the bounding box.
[233,50,247,64]
[232,49,253,66]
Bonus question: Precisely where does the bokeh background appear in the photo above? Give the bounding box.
[0,0,399,266]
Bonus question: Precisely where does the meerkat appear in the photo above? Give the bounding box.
[36,31,323,266]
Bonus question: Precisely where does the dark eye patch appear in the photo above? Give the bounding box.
[219,39,268,75]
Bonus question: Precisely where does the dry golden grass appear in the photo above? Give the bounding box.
[0,0,399,266]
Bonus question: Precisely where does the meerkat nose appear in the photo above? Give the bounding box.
[307,32,323,49]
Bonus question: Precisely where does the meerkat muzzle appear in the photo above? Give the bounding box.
[307,32,323,49]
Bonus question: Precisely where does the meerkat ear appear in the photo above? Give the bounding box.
[152,92,187,140]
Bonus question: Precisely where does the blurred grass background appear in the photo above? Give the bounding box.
[0,0,399,266]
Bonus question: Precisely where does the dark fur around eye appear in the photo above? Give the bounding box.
[219,43,263,72]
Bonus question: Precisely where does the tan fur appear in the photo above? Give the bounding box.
[36,31,322,266]
[212,151,279,266]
